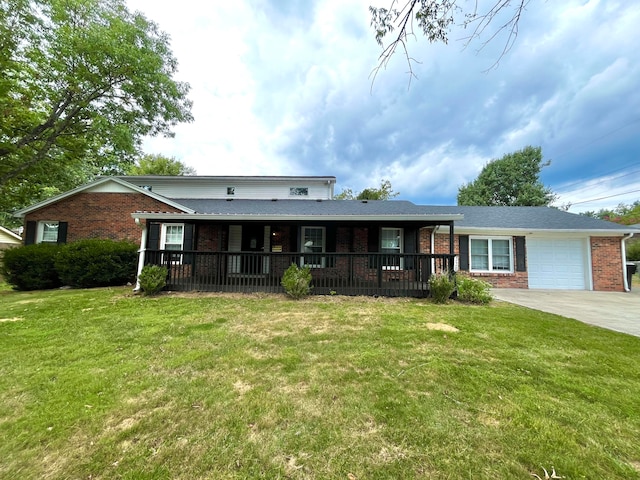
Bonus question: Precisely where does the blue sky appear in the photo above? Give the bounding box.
[126,0,640,213]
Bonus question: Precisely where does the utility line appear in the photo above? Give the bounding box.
[566,188,640,207]
[556,168,640,196]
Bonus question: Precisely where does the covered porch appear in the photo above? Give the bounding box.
[132,201,462,297]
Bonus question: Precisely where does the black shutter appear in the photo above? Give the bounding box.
[515,236,526,272]
[57,222,68,244]
[404,227,417,270]
[459,235,469,271]
[183,223,195,265]
[325,224,336,267]
[368,226,379,268]
[147,223,160,249]
[25,221,36,245]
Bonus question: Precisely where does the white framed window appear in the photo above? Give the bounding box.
[301,226,325,268]
[470,236,513,273]
[290,187,309,196]
[381,227,403,269]
[161,223,185,264]
[37,221,59,243]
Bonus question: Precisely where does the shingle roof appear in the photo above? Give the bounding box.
[166,199,635,232]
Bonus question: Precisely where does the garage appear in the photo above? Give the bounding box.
[527,238,589,290]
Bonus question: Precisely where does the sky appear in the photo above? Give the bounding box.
[125,0,640,213]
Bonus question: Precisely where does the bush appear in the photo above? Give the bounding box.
[429,271,456,304]
[55,239,138,288]
[627,241,640,261]
[138,265,168,295]
[1,243,62,291]
[456,276,493,304]
[281,263,312,299]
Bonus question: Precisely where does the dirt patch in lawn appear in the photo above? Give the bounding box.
[0,317,23,322]
[425,322,459,333]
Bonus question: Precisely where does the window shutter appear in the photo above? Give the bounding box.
[368,226,379,268]
[404,227,417,269]
[25,221,36,245]
[515,236,526,272]
[326,225,336,267]
[459,235,469,271]
[183,223,195,265]
[57,222,68,244]
[147,223,160,249]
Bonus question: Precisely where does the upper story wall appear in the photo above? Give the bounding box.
[115,176,337,200]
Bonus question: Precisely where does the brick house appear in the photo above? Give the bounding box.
[14,175,638,295]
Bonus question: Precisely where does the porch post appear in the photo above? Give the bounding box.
[449,221,455,272]
[133,218,148,292]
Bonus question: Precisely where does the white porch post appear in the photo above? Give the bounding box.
[134,218,148,292]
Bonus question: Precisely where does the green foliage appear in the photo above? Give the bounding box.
[334,179,399,200]
[127,154,196,176]
[582,201,640,226]
[457,146,556,206]
[1,243,62,290]
[137,265,168,295]
[281,263,312,299]
[627,241,640,262]
[456,276,493,304]
[0,0,193,221]
[54,239,138,288]
[428,271,455,303]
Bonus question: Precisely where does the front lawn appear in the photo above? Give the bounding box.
[1,287,639,479]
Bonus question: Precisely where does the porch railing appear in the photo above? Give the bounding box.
[144,250,456,297]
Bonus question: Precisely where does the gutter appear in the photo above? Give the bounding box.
[622,232,635,292]
[130,212,464,222]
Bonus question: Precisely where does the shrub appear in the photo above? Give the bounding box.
[456,276,493,304]
[138,265,168,295]
[55,239,138,288]
[429,271,456,304]
[1,243,62,291]
[281,263,312,299]
[627,241,640,261]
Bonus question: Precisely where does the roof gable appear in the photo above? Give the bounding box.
[14,177,194,217]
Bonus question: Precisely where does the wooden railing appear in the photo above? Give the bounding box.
[144,250,456,297]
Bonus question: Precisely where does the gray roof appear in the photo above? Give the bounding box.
[164,199,636,232]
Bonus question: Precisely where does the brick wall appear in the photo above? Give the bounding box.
[24,192,183,244]
[591,237,625,291]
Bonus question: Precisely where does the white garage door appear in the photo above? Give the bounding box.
[527,238,588,290]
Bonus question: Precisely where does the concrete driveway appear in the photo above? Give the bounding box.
[492,287,640,337]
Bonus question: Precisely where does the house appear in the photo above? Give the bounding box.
[0,225,22,250]
[14,175,638,296]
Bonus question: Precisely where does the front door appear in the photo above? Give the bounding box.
[241,224,265,274]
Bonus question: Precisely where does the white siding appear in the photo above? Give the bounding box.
[124,178,334,200]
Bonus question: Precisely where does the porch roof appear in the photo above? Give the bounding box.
[131,199,463,223]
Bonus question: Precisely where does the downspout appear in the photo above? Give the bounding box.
[134,217,148,292]
[622,232,634,292]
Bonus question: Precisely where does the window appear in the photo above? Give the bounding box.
[290,187,309,196]
[38,222,59,243]
[301,226,325,267]
[470,237,513,272]
[381,228,403,269]
[161,224,184,263]
[227,186,235,195]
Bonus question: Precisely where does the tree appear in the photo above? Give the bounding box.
[334,179,399,200]
[0,0,192,215]
[457,146,556,207]
[370,1,529,78]
[127,154,196,176]
[582,201,640,225]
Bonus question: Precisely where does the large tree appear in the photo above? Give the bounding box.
[334,179,399,200]
[582,201,640,226]
[370,1,529,77]
[457,146,556,207]
[127,154,196,176]
[0,0,192,219]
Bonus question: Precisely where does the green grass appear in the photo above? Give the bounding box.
[1,287,639,479]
